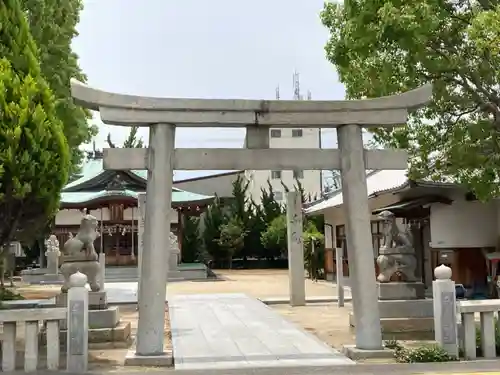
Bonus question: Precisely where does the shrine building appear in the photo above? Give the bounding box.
[54,152,214,266]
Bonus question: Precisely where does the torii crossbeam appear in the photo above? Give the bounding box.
[71,79,432,359]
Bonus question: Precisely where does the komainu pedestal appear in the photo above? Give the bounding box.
[350,210,432,340]
[53,214,131,347]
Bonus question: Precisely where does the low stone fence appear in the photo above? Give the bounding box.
[433,265,499,360]
[0,271,89,372]
[458,299,500,359]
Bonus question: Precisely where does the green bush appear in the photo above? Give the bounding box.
[303,221,325,281]
[384,338,401,350]
[0,287,24,301]
[395,344,457,363]
[386,340,457,363]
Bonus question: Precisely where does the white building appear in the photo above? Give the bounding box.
[305,169,500,294]
[245,128,322,204]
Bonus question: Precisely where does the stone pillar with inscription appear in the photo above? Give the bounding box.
[67,271,89,373]
[286,191,306,306]
[432,264,458,358]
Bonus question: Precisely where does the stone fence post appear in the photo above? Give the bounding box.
[432,264,458,358]
[67,271,89,373]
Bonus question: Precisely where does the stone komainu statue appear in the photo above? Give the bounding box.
[59,214,100,292]
[376,210,418,283]
[62,214,99,259]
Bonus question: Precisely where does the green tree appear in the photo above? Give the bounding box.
[21,0,97,171]
[228,174,254,259]
[303,221,325,281]
[107,126,144,149]
[181,215,202,263]
[260,215,287,259]
[202,196,226,266]
[0,0,70,258]
[260,180,283,224]
[321,0,500,200]
[229,174,250,223]
[217,217,248,269]
[245,202,267,259]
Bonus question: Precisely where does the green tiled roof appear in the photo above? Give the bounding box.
[62,158,213,204]
[65,158,105,189]
[61,189,213,205]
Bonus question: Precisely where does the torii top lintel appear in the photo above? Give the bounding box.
[70,79,433,128]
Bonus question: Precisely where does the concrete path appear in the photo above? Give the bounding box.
[169,293,353,370]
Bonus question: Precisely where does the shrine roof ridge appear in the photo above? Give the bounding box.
[60,189,214,206]
[71,79,432,117]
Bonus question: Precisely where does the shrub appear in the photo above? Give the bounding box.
[395,344,457,363]
[0,287,24,301]
[303,221,325,281]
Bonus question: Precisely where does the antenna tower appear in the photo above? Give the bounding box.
[275,85,280,100]
[293,71,303,100]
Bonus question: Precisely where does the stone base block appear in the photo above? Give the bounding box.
[377,282,425,300]
[56,291,107,309]
[341,345,395,360]
[349,312,434,340]
[59,306,120,330]
[168,270,183,280]
[21,272,64,285]
[40,320,132,349]
[124,350,173,367]
[60,321,132,345]
[379,299,433,319]
[89,306,120,329]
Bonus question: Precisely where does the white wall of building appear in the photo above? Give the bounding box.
[430,192,498,248]
[174,172,242,198]
[246,128,322,204]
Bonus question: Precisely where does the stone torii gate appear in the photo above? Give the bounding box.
[71,79,432,361]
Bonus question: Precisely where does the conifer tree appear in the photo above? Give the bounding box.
[21,0,97,170]
[0,0,70,249]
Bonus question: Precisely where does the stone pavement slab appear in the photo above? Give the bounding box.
[168,293,353,370]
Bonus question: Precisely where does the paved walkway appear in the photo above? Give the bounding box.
[169,293,353,370]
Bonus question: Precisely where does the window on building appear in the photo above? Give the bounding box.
[270,129,282,138]
[293,170,304,179]
[273,191,283,201]
[292,129,303,137]
[271,170,282,179]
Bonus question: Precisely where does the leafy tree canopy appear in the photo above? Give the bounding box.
[260,215,287,258]
[21,0,97,171]
[321,0,500,200]
[0,0,70,248]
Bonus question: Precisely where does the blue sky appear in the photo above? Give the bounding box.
[73,0,347,179]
